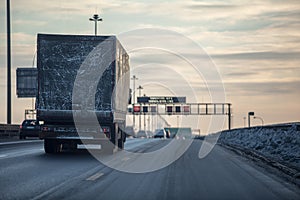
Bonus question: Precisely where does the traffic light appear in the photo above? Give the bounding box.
[143,106,148,113]
[167,106,173,114]
[133,105,140,113]
[183,105,190,113]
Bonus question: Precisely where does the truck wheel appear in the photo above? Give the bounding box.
[44,139,61,154]
[118,131,127,150]
[118,138,124,150]
[19,133,26,140]
[117,133,124,150]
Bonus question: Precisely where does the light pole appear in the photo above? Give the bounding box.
[143,93,146,133]
[254,116,264,126]
[137,85,143,97]
[131,75,138,105]
[6,0,11,124]
[131,75,138,129]
[137,85,143,130]
[248,112,255,128]
[89,14,102,36]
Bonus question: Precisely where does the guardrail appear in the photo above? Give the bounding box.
[0,124,20,138]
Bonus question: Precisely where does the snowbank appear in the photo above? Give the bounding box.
[218,123,300,171]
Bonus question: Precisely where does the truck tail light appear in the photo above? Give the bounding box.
[42,126,49,131]
[102,127,110,139]
[103,128,109,133]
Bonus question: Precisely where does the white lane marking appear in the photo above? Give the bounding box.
[0,154,8,158]
[86,172,104,181]
[33,166,107,200]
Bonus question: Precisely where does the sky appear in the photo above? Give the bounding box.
[0,0,299,131]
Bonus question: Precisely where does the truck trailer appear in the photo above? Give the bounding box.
[37,34,130,153]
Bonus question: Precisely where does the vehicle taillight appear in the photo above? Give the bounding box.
[19,125,22,129]
[102,127,110,138]
[42,126,49,131]
[103,128,109,133]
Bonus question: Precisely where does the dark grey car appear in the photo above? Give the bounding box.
[19,120,40,139]
[153,129,166,138]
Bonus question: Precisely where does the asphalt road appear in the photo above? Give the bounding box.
[0,138,299,200]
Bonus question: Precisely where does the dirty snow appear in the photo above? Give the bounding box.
[218,123,300,171]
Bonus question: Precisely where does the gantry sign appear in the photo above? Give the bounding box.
[128,96,232,130]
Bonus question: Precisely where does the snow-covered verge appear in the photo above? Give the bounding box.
[217,122,300,172]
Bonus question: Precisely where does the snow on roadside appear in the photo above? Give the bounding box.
[217,123,300,171]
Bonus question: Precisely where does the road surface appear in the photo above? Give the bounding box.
[0,138,299,200]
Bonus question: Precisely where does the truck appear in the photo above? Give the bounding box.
[37,34,130,154]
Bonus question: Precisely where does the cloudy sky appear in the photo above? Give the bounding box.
[0,0,299,130]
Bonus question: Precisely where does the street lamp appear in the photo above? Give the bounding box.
[137,85,143,97]
[131,75,138,129]
[131,75,138,105]
[254,116,264,126]
[6,0,12,124]
[89,14,102,36]
[248,111,255,128]
[137,85,143,130]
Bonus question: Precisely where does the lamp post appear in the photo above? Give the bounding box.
[254,116,264,126]
[137,85,143,130]
[89,14,102,36]
[131,75,138,105]
[6,0,11,124]
[143,93,146,133]
[131,75,138,129]
[248,112,255,128]
[137,85,143,97]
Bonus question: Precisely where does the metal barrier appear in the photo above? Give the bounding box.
[0,124,20,137]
